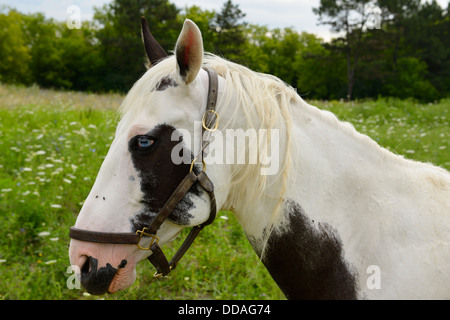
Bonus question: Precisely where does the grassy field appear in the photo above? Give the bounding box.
[0,83,449,300]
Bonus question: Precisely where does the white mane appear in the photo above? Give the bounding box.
[203,54,299,231]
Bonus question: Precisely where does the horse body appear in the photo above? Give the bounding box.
[69,19,450,299]
[252,98,450,299]
[208,69,450,299]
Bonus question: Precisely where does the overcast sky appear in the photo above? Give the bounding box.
[1,0,449,41]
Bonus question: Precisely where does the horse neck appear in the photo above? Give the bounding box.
[286,99,405,222]
[222,96,395,242]
[226,98,399,299]
[220,96,449,299]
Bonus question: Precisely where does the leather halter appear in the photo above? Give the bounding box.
[69,68,219,277]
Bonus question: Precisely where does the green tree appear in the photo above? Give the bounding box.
[241,24,271,73]
[377,0,421,70]
[402,0,449,97]
[295,33,347,99]
[240,26,303,87]
[211,0,247,62]
[0,9,31,84]
[313,0,373,100]
[381,57,439,101]
[21,13,71,89]
[58,21,105,91]
[373,0,444,100]
[242,25,346,100]
[93,0,180,91]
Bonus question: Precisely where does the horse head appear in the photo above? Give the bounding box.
[68,18,229,295]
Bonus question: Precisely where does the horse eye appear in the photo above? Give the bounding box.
[137,137,154,149]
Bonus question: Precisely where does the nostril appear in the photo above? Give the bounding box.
[80,255,90,274]
[79,256,118,295]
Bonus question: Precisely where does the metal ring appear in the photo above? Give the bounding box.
[202,110,219,132]
[190,158,206,173]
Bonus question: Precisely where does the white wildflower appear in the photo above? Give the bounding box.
[51,168,63,175]
[74,127,88,137]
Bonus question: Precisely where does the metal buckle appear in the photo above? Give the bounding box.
[135,227,159,250]
[153,264,173,278]
[202,110,219,132]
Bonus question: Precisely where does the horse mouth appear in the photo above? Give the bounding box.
[107,260,137,294]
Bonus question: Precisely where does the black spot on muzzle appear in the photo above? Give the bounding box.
[80,256,127,295]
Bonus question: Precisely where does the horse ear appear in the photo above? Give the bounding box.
[175,19,204,84]
[141,16,167,68]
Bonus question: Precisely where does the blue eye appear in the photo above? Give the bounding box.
[137,137,154,148]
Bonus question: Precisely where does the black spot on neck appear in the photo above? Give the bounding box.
[255,200,358,300]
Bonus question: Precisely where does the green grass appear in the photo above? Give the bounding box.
[0,84,449,300]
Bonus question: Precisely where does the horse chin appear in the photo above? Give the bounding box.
[108,262,137,294]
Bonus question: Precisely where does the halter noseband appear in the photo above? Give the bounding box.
[69,68,219,278]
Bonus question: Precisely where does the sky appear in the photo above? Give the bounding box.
[1,0,449,41]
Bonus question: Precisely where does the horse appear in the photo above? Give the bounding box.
[69,18,450,299]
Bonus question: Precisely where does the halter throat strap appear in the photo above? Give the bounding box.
[69,67,219,278]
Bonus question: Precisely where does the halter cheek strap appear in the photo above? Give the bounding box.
[146,170,217,277]
[69,68,219,278]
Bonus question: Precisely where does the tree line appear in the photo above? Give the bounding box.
[0,0,449,101]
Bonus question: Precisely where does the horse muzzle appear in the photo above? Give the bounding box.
[69,240,137,295]
[81,256,121,295]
